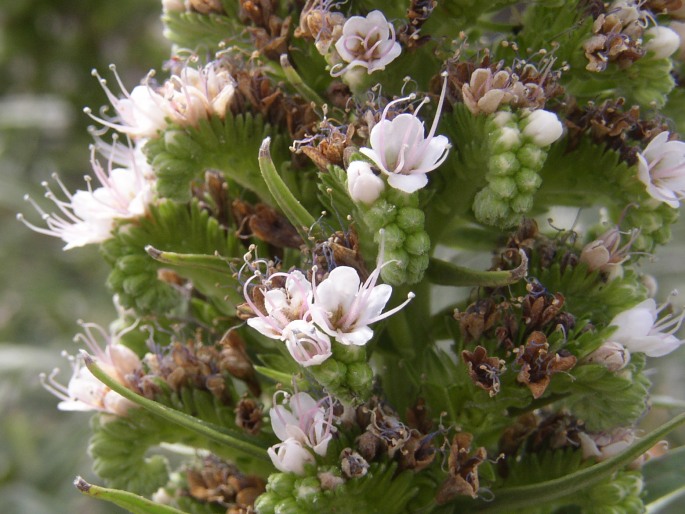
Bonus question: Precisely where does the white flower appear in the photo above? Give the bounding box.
[359,76,450,193]
[282,320,333,367]
[40,321,142,417]
[332,10,401,76]
[267,392,335,474]
[346,160,385,204]
[644,26,681,60]
[520,109,564,147]
[244,270,313,339]
[579,226,637,281]
[19,139,155,249]
[578,428,635,461]
[86,61,235,138]
[309,237,415,346]
[608,299,684,357]
[637,131,685,208]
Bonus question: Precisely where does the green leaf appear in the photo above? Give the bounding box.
[643,446,685,507]
[102,200,240,315]
[258,137,319,241]
[427,252,527,287]
[75,477,187,514]
[161,10,243,54]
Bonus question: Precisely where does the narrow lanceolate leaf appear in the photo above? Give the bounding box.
[74,477,187,514]
[258,137,320,242]
[427,250,528,287]
[280,54,325,105]
[83,353,270,461]
[470,411,685,513]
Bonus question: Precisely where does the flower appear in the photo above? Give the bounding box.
[346,160,385,204]
[608,298,684,357]
[583,341,630,371]
[86,61,235,138]
[637,131,685,208]
[309,235,415,346]
[332,10,401,76]
[282,320,333,367]
[579,226,637,280]
[644,26,681,60]
[520,109,564,147]
[40,321,142,416]
[359,75,450,193]
[18,138,155,249]
[244,270,313,339]
[267,392,335,474]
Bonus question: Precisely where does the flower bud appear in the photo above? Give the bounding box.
[521,110,564,147]
[583,341,630,371]
[644,26,681,60]
[346,161,385,204]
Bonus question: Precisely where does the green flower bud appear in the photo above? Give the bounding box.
[487,152,520,177]
[488,176,518,199]
[517,144,547,169]
[295,476,321,504]
[274,497,303,514]
[407,253,430,277]
[404,231,431,256]
[254,492,279,514]
[267,472,297,497]
[381,247,409,285]
[396,207,425,233]
[379,223,405,248]
[332,342,366,364]
[473,188,511,226]
[313,358,347,389]
[491,126,523,153]
[365,199,397,231]
[510,193,534,213]
[385,188,419,208]
[346,362,374,395]
[515,167,543,193]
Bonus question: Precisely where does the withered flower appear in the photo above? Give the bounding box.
[436,432,487,503]
[185,455,265,510]
[462,346,506,397]
[454,298,501,343]
[514,331,577,399]
[235,396,263,434]
[340,448,370,478]
[231,199,304,249]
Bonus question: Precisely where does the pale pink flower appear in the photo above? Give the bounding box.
[41,321,142,417]
[578,427,666,468]
[608,298,684,357]
[244,270,313,339]
[268,438,316,474]
[637,131,685,208]
[579,226,637,280]
[86,61,235,138]
[359,76,450,193]
[267,392,335,474]
[19,138,155,249]
[332,10,401,76]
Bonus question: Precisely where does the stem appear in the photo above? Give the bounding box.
[280,54,326,105]
[84,353,270,461]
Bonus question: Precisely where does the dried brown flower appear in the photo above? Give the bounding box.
[514,332,577,399]
[436,432,487,503]
[462,346,506,397]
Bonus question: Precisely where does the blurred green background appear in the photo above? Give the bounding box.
[1,2,684,513]
[0,1,166,512]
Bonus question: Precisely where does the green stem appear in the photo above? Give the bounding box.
[645,484,685,513]
[427,252,527,287]
[258,138,320,241]
[75,477,186,514]
[84,354,270,461]
[470,412,685,513]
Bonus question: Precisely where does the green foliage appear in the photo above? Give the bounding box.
[145,114,288,203]
[161,9,243,54]
[255,463,420,514]
[557,356,650,432]
[101,199,239,315]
